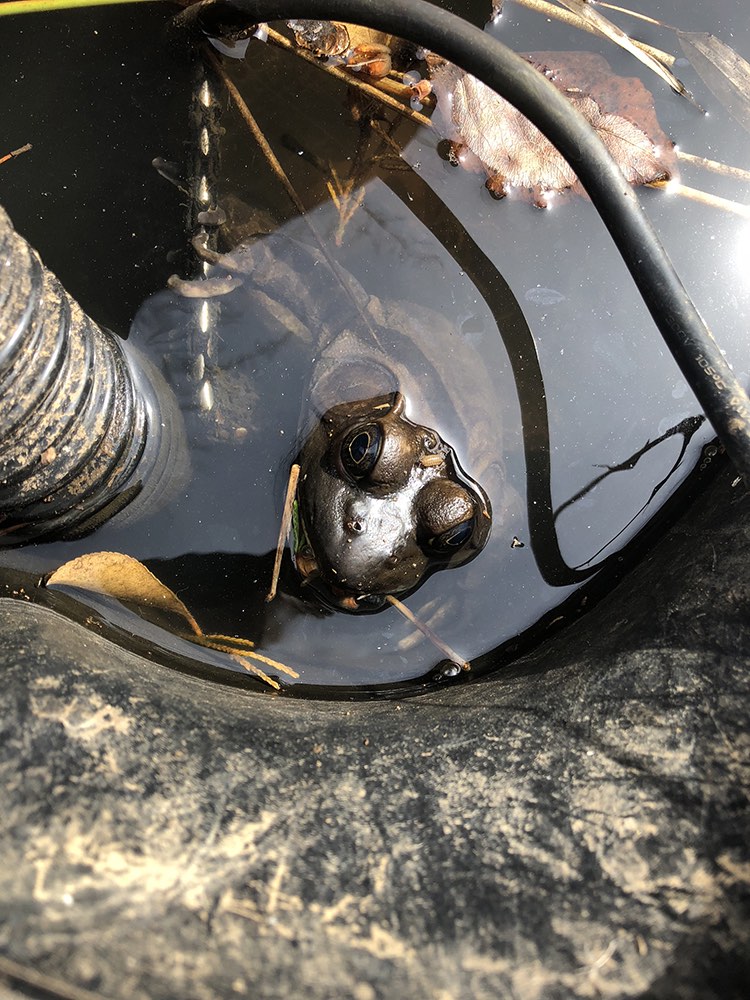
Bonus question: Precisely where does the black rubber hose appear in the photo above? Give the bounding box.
[188,0,750,483]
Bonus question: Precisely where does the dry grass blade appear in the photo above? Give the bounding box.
[556,0,694,101]
[512,0,676,67]
[647,179,750,219]
[267,463,300,603]
[0,0,152,13]
[592,2,673,30]
[677,32,750,134]
[191,634,300,685]
[676,149,750,184]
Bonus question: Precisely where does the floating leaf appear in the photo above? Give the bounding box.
[46,551,202,635]
[429,52,674,205]
[677,31,750,134]
[557,0,695,103]
[45,551,298,688]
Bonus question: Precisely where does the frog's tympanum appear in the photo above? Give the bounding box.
[293,391,492,612]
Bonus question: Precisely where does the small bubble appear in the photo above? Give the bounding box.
[437,662,461,680]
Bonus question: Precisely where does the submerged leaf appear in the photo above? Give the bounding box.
[678,31,750,133]
[557,0,694,102]
[429,51,674,204]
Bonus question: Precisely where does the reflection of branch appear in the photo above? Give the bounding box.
[326,166,367,245]
[511,0,677,67]
[264,26,433,129]
[553,416,706,569]
[555,416,705,518]
[206,47,384,344]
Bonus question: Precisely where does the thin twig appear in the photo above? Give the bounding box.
[676,149,750,184]
[386,594,470,671]
[265,26,433,128]
[267,463,300,603]
[511,0,677,67]
[0,954,110,1000]
[0,142,32,165]
[648,179,750,218]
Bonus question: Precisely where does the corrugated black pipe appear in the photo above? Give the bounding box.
[0,205,186,544]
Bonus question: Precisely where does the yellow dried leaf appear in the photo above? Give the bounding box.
[45,551,299,690]
[46,551,202,636]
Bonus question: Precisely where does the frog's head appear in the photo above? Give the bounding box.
[293,392,492,612]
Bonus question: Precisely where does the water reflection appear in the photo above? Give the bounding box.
[3,0,749,692]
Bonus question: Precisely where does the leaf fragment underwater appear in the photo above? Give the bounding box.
[429,51,675,204]
[677,31,750,133]
[45,551,298,688]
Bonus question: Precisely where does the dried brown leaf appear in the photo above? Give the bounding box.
[46,551,202,635]
[677,31,750,133]
[430,52,674,203]
[45,552,298,688]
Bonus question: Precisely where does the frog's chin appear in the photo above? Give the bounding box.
[299,565,390,614]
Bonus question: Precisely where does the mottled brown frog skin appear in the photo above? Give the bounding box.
[200,231,506,612]
[294,391,492,611]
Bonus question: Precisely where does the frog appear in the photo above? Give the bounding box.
[186,220,509,617]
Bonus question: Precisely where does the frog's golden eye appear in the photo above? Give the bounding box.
[341,424,383,479]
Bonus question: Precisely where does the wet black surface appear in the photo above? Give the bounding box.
[1,0,749,692]
[1,3,749,997]
[0,460,748,1000]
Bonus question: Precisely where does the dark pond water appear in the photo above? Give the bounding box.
[1,0,749,695]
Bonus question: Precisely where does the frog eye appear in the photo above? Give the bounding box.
[416,480,480,555]
[341,424,383,479]
[427,517,475,553]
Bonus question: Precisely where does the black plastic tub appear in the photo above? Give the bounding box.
[0,2,748,997]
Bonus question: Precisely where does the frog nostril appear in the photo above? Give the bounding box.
[346,519,364,535]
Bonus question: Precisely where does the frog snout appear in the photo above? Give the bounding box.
[327,499,424,593]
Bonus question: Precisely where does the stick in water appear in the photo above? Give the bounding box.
[386,594,470,671]
[267,462,301,603]
[0,143,32,166]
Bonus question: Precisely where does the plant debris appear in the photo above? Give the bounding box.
[428,51,676,206]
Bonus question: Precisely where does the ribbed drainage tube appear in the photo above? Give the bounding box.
[0,205,186,544]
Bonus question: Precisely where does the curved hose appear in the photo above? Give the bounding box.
[186,0,750,483]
